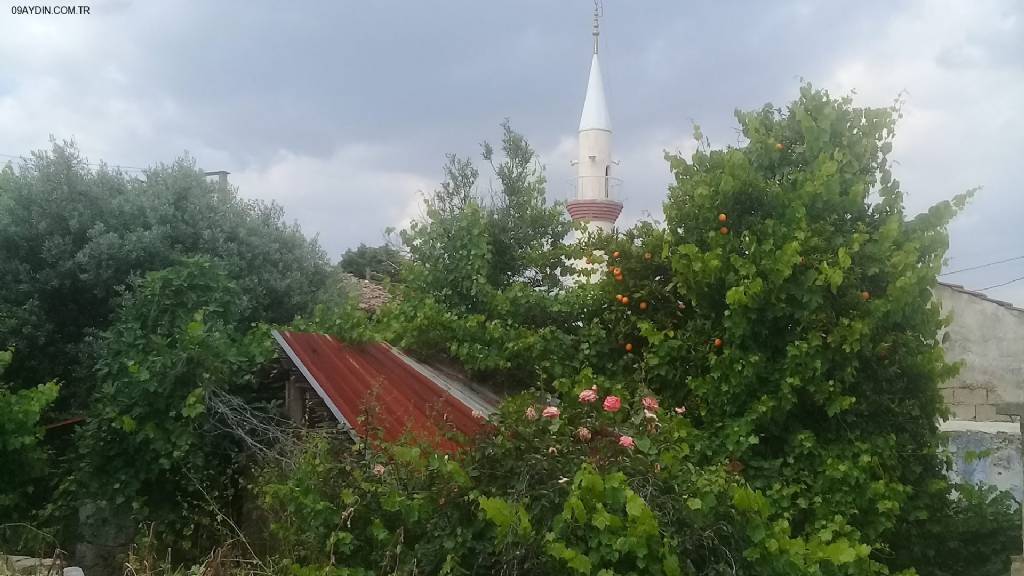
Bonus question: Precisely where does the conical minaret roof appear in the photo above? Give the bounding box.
[579,54,611,131]
[578,8,611,132]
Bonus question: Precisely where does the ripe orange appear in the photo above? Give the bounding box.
[639,301,648,311]
[861,291,871,301]
[621,296,630,305]
[612,251,621,259]
[615,274,623,282]
[718,213,727,223]
[615,294,623,302]
[719,226,729,235]
[625,343,634,352]
[713,338,723,348]
[775,142,784,151]
[612,267,621,275]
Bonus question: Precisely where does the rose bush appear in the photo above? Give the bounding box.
[260,379,886,575]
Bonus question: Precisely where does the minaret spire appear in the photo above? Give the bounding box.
[592,1,601,54]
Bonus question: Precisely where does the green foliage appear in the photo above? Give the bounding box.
[368,85,1017,574]
[0,349,59,523]
[291,269,377,344]
[0,141,329,402]
[259,385,891,575]
[338,242,405,282]
[384,122,583,390]
[4,87,1016,576]
[482,120,573,289]
[887,482,1020,576]
[72,258,277,558]
[397,121,572,314]
[546,466,682,576]
[634,85,966,564]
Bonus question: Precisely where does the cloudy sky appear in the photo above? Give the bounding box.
[1,1,1022,302]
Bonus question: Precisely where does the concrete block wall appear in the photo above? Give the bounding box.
[942,386,1012,422]
[935,284,1024,422]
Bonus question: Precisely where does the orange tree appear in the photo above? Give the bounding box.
[576,85,1016,573]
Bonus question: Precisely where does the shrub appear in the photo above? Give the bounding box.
[0,349,59,532]
[259,383,887,575]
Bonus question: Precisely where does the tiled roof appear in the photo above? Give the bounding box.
[937,282,1024,314]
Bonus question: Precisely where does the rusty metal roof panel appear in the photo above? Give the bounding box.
[272,330,493,451]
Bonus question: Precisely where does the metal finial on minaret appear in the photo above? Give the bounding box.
[592,1,603,54]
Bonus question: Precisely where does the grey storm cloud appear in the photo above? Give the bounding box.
[1,0,1022,302]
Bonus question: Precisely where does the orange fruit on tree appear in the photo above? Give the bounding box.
[861,291,871,301]
[612,267,621,275]
[639,301,648,311]
[719,226,729,235]
[775,142,784,150]
[718,213,727,223]
[615,294,623,302]
[615,274,624,282]
[625,343,634,352]
[612,251,621,259]
[713,338,723,348]
[621,296,630,305]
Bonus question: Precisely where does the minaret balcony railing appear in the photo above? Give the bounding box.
[569,175,622,200]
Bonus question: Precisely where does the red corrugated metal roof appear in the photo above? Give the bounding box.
[273,331,493,452]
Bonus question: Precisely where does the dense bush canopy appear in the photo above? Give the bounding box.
[0,143,330,402]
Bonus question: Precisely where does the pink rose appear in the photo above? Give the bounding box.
[578,389,598,403]
[542,406,560,419]
[674,406,687,415]
[576,427,592,442]
[618,435,635,449]
[602,395,622,413]
[642,396,660,411]
[525,406,538,421]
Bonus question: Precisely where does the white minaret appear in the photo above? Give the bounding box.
[566,4,622,234]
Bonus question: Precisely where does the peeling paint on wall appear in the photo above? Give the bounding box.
[942,422,1022,499]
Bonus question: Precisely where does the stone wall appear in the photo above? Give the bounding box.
[0,555,83,575]
[935,283,1024,422]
